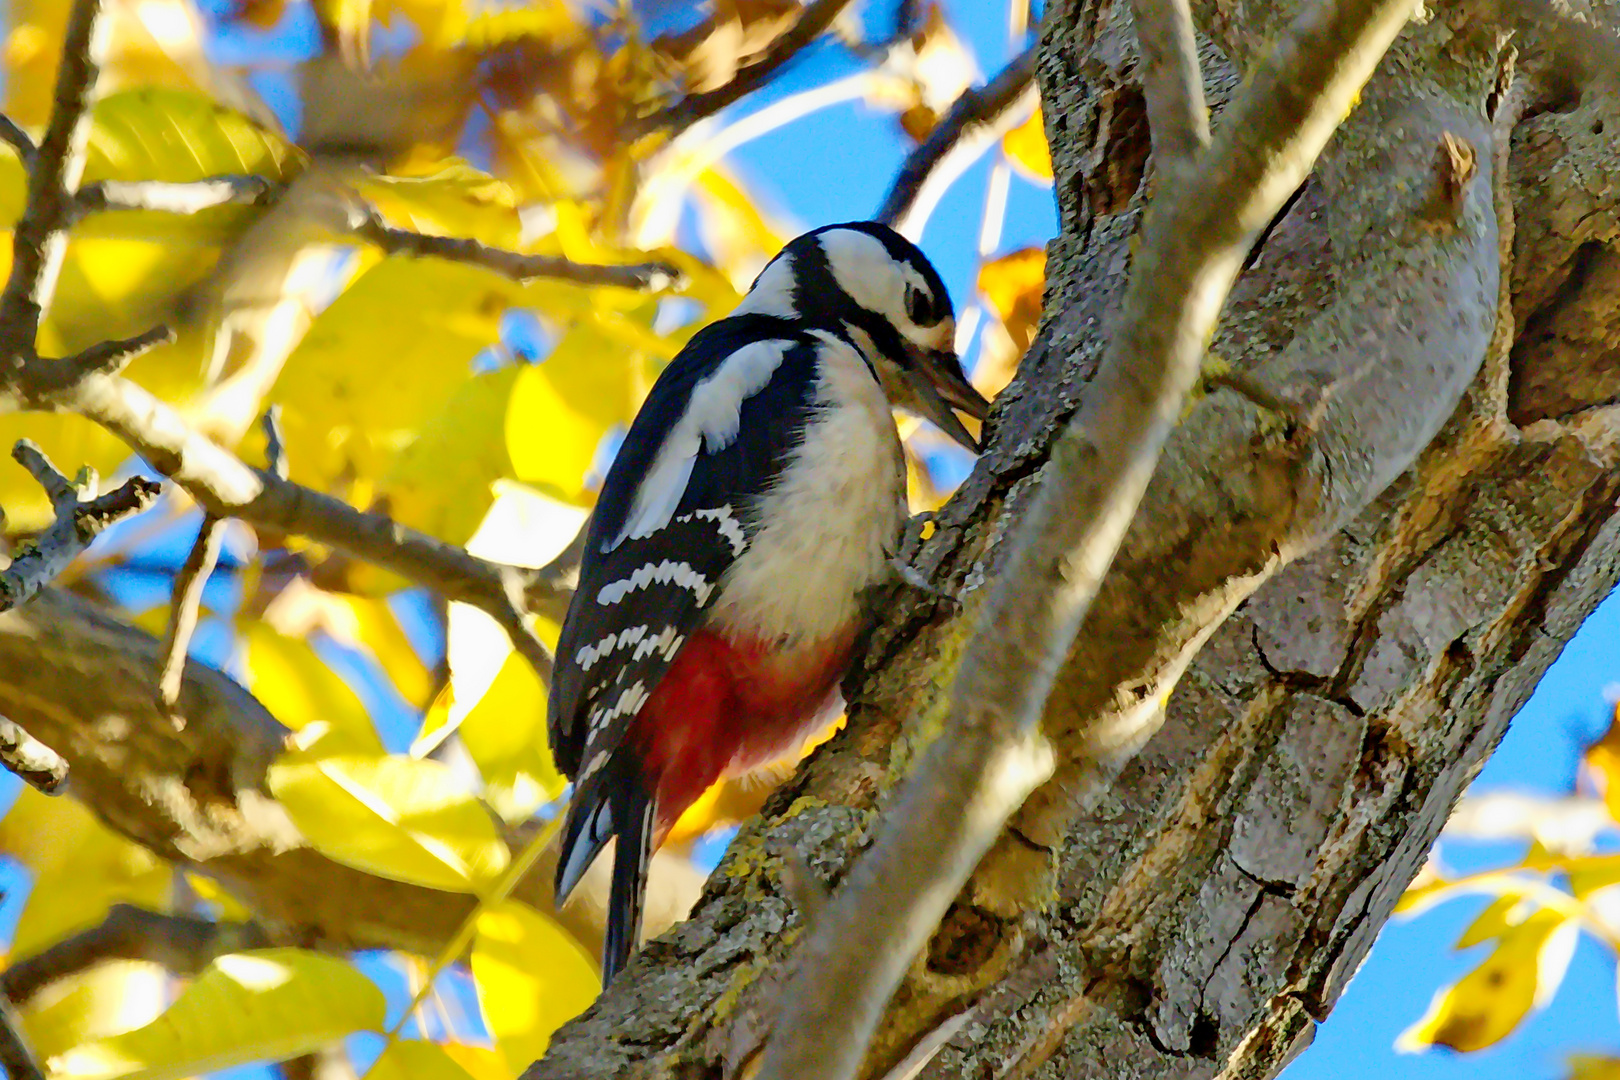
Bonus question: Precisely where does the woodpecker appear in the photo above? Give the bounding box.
[549,221,989,982]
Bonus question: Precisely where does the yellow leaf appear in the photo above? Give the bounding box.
[1583,702,1620,821]
[244,625,384,753]
[978,247,1045,350]
[356,164,521,248]
[47,950,386,1080]
[380,365,521,546]
[271,257,512,491]
[342,597,436,708]
[440,1044,513,1080]
[366,1040,485,1080]
[1455,893,1532,949]
[506,321,642,505]
[471,901,599,1072]
[267,749,509,892]
[0,790,172,959]
[1396,909,1578,1053]
[21,962,168,1061]
[4,0,213,128]
[1570,1055,1620,1080]
[1003,105,1052,181]
[455,650,567,821]
[1565,853,1620,898]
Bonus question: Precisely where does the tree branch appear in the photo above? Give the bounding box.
[0,0,108,379]
[0,717,68,794]
[75,175,276,219]
[0,440,162,612]
[1129,0,1210,177]
[630,0,858,137]
[0,904,270,1006]
[874,47,1038,235]
[0,115,36,167]
[157,515,227,713]
[353,209,681,292]
[0,996,45,1080]
[757,1,1421,1077]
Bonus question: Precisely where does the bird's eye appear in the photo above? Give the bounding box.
[905,284,931,325]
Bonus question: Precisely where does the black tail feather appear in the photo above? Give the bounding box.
[554,753,656,985]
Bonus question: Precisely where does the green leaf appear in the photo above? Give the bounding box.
[471,901,598,1072]
[267,749,509,892]
[47,950,385,1080]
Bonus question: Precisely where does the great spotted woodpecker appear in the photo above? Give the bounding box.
[549,222,989,982]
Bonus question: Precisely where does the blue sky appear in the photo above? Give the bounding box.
[2,1,1616,1076]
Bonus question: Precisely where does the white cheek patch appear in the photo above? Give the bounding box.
[818,230,901,316]
[730,253,798,318]
[610,338,791,549]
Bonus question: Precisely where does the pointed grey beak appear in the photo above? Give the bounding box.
[903,345,991,453]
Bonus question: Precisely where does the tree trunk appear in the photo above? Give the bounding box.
[1,1,1616,1078]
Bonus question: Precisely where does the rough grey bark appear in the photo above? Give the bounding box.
[529,2,1620,1077]
[0,0,1615,1077]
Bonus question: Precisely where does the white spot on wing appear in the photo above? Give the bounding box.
[609,339,792,550]
[575,625,648,671]
[673,504,748,557]
[596,560,713,605]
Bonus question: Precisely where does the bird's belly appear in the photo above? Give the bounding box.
[629,624,859,833]
[706,367,907,646]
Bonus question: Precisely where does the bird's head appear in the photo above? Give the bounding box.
[734,221,991,452]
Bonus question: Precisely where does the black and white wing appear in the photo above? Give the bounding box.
[547,316,821,975]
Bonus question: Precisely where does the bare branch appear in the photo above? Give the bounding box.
[0,0,109,375]
[354,209,682,291]
[631,0,858,137]
[0,995,45,1080]
[1129,0,1210,176]
[76,175,276,218]
[262,405,289,480]
[0,440,162,612]
[1,904,269,1006]
[874,48,1038,234]
[157,515,227,713]
[57,323,174,381]
[58,372,567,669]
[0,115,36,166]
[0,717,68,794]
[756,1,1422,1077]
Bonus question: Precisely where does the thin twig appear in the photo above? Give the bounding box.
[875,47,1038,235]
[1129,0,1210,177]
[157,514,226,713]
[631,0,857,137]
[0,0,110,375]
[0,115,36,166]
[0,995,45,1080]
[76,175,276,219]
[0,717,68,794]
[66,371,568,671]
[756,1,1421,1077]
[354,210,682,291]
[0,903,269,1006]
[0,440,162,612]
[262,405,289,480]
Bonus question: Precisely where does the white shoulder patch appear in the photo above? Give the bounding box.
[609,338,792,549]
[730,252,797,318]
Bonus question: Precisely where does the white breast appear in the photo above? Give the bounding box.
[708,332,906,645]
